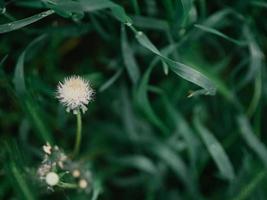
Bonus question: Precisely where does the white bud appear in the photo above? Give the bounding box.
[79,179,88,189]
[72,169,80,178]
[45,172,59,186]
[43,143,52,155]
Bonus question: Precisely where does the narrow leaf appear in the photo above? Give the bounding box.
[13,35,53,143]
[99,69,123,92]
[121,26,140,84]
[0,10,54,34]
[194,115,235,180]
[194,24,246,46]
[237,115,267,167]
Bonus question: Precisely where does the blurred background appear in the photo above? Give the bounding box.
[0,0,267,199]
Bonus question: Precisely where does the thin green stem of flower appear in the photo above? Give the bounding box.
[58,181,78,189]
[72,110,82,157]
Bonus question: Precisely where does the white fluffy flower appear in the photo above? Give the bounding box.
[45,172,59,186]
[56,76,93,114]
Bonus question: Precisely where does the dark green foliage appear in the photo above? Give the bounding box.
[0,0,266,199]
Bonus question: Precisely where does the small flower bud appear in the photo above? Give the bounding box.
[79,179,88,189]
[45,172,59,186]
[43,143,52,155]
[72,169,80,178]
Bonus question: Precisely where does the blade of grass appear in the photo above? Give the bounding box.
[132,29,216,95]
[13,35,53,143]
[111,155,157,174]
[47,0,216,95]
[194,112,235,181]
[99,68,123,92]
[194,24,246,46]
[237,115,267,167]
[238,26,264,87]
[0,10,54,34]
[121,26,140,84]
[247,72,262,117]
[164,98,199,166]
[4,141,36,200]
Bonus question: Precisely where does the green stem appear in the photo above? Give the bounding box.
[58,181,78,189]
[72,111,82,157]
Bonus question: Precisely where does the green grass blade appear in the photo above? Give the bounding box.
[121,26,140,84]
[9,162,35,200]
[111,155,157,174]
[239,26,264,87]
[237,115,267,167]
[247,72,262,117]
[47,0,216,96]
[194,114,235,181]
[13,35,53,143]
[4,141,36,200]
[131,16,169,30]
[0,10,54,34]
[136,64,168,134]
[164,99,199,165]
[194,24,246,46]
[99,68,123,92]
[133,31,216,95]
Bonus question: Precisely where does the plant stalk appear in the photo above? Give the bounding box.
[72,110,82,157]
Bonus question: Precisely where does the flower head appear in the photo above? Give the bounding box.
[45,172,59,186]
[56,76,93,114]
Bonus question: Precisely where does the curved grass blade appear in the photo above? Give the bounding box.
[164,98,199,165]
[150,141,198,197]
[133,30,216,95]
[111,155,157,174]
[0,10,54,34]
[4,141,36,200]
[194,114,235,181]
[247,72,262,117]
[237,115,267,167]
[121,26,140,84]
[135,43,189,135]
[238,26,264,87]
[194,24,246,46]
[8,162,35,200]
[136,64,168,134]
[120,85,138,141]
[99,68,123,92]
[13,35,53,143]
[47,0,216,96]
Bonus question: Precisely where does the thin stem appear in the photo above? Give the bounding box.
[58,181,78,189]
[72,111,82,157]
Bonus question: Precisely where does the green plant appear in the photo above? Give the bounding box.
[0,0,266,199]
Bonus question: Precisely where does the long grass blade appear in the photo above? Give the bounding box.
[194,113,235,181]
[237,115,267,167]
[13,35,53,143]
[0,10,54,34]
